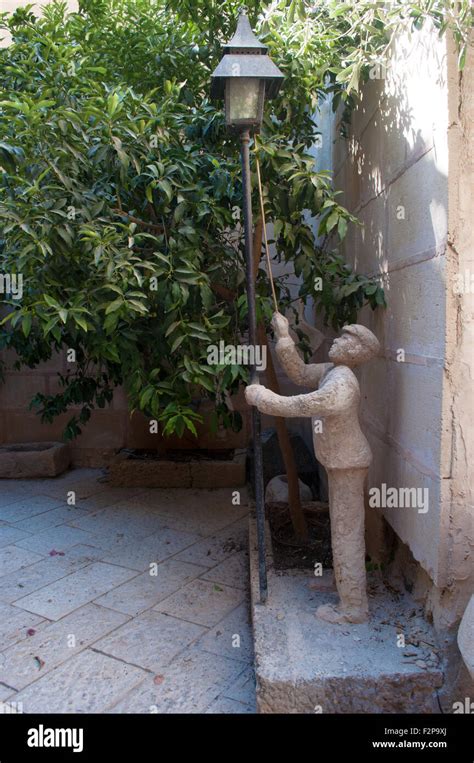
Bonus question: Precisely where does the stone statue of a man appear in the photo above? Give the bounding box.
[245,312,380,624]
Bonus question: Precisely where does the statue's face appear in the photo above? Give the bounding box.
[328,332,362,365]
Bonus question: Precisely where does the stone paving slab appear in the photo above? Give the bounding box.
[13,505,91,533]
[99,526,202,571]
[13,562,138,620]
[0,683,15,701]
[0,496,66,523]
[201,550,249,590]
[95,559,207,616]
[0,525,31,548]
[74,487,149,512]
[0,545,107,604]
[0,603,130,691]
[15,525,99,556]
[0,485,34,509]
[67,531,145,556]
[67,504,170,541]
[205,696,255,714]
[0,545,44,577]
[222,665,256,706]
[0,472,255,713]
[38,473,110,501]
[107,648,246,714]
[123,489,249,535]
[13,648,148,713]
[93,611,206,672]
[195,601,253,664]
[154,579,245,628]
[173,516,248,567]
[0,602,45,650]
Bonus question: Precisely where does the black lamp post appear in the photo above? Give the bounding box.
[211,7,284,604]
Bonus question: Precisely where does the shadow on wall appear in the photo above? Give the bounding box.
[335,48,447,391]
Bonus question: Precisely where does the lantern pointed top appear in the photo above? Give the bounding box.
[224,7,267,54]
[210,5,284,118]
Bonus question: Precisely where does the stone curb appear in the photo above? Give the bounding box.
[108,449,246,488]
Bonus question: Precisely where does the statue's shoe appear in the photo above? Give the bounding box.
[315,602,369,625]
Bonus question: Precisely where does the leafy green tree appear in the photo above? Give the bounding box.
[0,0,470,438]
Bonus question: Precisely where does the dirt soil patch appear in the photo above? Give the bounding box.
[267,501,332,571]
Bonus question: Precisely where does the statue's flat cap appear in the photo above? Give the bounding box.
[342,324,380,358]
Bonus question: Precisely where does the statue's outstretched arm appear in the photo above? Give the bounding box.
[275,335,333,388]
[246,374,355,418]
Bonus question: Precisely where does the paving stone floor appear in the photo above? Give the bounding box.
[0,469,256,713]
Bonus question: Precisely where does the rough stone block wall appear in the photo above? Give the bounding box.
[327,21,473,692]
[331,22,451,587]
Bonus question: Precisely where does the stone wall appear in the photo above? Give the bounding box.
[324,21,473,700]
[333,21,450,587]
[330,23,436,576]
[436,30,474,633]
[0,345,249,466]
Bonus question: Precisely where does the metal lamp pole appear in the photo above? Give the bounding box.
[241,128,267,603]
[210,8,284,605]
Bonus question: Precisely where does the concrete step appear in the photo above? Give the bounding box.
[249,516,444,713]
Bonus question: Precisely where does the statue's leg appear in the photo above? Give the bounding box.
[316,467,369,624]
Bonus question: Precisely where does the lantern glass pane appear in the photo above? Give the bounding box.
[228,77,260,121]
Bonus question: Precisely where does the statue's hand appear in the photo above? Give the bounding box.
[245,383,266,408]
[271,312,290,340]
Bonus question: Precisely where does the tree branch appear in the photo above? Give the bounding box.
[112,209,163,233]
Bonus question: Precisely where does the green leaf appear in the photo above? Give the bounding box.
[342,282,361,297]
[364,283,378,296]
[200,283,213,309]
[107,92,120,118]
[158,179,173,202]
[182,416,198,437]
[140,387,154,408]
[43,316,59,336]
[326,211,339,232]
[43,294,61,310]
[375,287,386,306]
[21,313,32,337]
[103,344,120,362]
[337,217,348,239]
[165,320,181,337]
[74,315,89,332]
[170,334,185,353]
[105,298,123,315]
